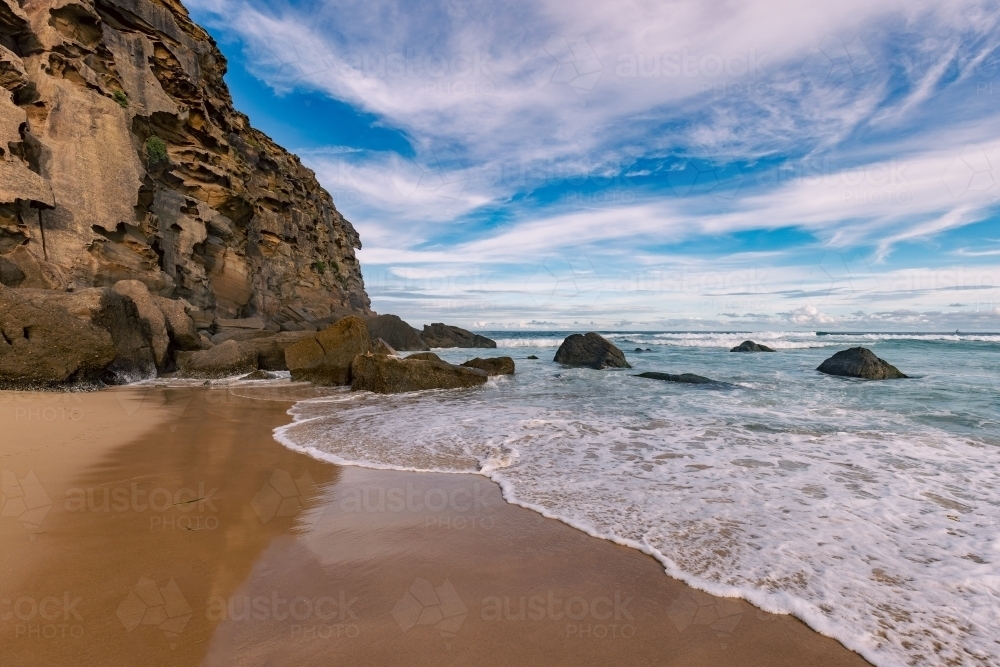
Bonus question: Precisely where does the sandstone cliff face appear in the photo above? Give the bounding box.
[0,0,370,324]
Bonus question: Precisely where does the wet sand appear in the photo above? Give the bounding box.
[1,386,871,666]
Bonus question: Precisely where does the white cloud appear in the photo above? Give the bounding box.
[786,305,839,325]
[184,0,1000,325]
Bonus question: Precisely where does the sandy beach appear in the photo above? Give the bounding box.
[1,386,870,666]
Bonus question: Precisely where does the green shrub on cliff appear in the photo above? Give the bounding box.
[146,136,167,165]
[113,90,129,108]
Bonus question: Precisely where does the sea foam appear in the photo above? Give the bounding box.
[273,332,1000,667]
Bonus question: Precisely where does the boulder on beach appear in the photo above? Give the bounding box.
[365,314,430,351]
[636,372,721,385]
[351,354,488,394]
[112,280,170,369]
[285,316,371,386]
[461,357,515,376]
[731,340,775,353]
[817,347,907,380]
[239,332,315,371]
[554,333,631,369]
[0,287,116,389]
[372,338,399,356]
[210,329,274,345]
[406,352,442,362]
[421,323,497,348]
[15,287,157,383]
[153,297,203,351]
[180,340,258,378]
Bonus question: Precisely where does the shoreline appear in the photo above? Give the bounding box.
[2,385,871,666]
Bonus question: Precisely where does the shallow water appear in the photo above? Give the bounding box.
[272,331,1000,667]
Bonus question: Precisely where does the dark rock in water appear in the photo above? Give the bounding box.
[421,323,497,348]
[372,338,398,356]
[554,333,631,369]
[461,357,515,376]
[731,340,775,353]
[636,372,720,385]
[646,348,652,352]
[351,354,488,394]
[407,352,442,362]
[242,370,278,380]
[527,355,539,360]
[180,340,258,378]
[285,316,371,386]
[0,287,116,389]
[365,315,430,351]
[634,348,643,352]
[817,347,907,380]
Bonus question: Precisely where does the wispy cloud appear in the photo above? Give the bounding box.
[186,0,1000,327]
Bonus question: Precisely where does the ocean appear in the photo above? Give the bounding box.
[271,331,1000,667]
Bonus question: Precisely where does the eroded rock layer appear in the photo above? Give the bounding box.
[0,0,370,322]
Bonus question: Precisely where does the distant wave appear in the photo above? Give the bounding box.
[488,331,1000,349]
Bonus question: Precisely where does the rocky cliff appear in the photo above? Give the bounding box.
[0,0,370,324]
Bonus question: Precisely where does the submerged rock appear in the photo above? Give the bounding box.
[421,323,497,348]
[527,355,539,360]
[0,287,115,389]
[636,372,720,385]
[817,347,907,380]
[351,354,488,394]
[242,370,279,381]
[731,340,775,352]
[461,357,515,376]
[366,315,429,351]
[285,316,371,386]
[554,333,631,369]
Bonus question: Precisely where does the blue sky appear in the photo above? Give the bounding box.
[188,0,1000,330]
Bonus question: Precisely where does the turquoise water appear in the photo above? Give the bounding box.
[275,331,1000,667]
